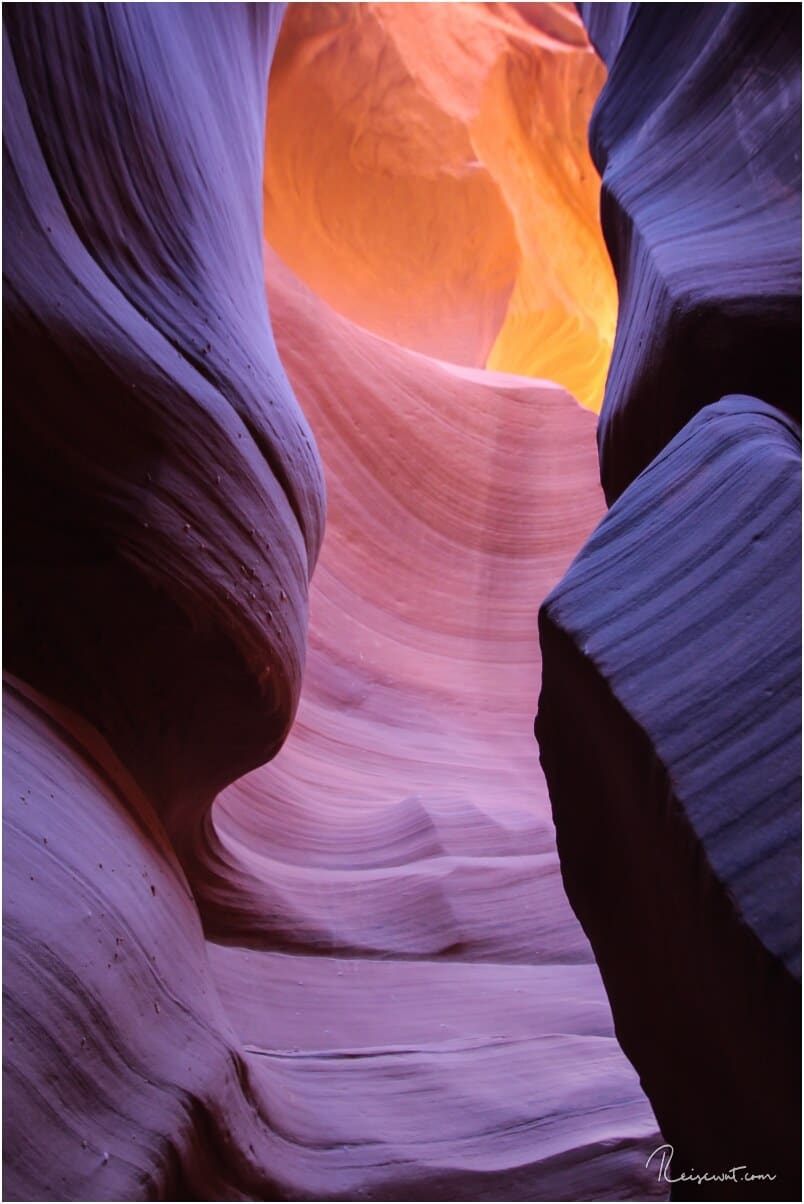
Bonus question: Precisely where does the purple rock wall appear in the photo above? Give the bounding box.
[538,5,802,1198]
[580,2,801,503]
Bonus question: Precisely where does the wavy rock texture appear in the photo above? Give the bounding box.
[4,2,325,840]
[3,4,322,1198]
[4,678,285,1201]
[537,397,801,1199]
[263,1,617,412]
[4,3,664,1201]
[535,5,802,1197]
[201,246,665,1199]
[579,2,802,502]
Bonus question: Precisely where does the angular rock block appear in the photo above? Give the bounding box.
[537,395,801,1199]
[580,2,802,501]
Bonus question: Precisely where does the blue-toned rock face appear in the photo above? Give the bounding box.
[581,2,801,504]
[4,6,326,1198]
[536,4,801,1197]
[4,5,325,817]
[538,395,801,1197]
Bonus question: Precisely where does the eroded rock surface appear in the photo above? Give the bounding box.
[4,5,323,1198]
[199,248,665,1198]
[537,397,801,1198]
[535,7,801,1198]
[4,3,325,834]
[580,1,802,502]
[4,680,283,1201]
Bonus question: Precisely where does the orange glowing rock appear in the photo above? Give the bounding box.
[263,1,616,410]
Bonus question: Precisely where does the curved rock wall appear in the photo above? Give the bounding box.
[4,3,325,834]
[263,1,617,411]
[203,244,612,953]
[198,245,664,1200]
[4,679,283,1201]
[537,4,801,1198]
[4,5,323,1198]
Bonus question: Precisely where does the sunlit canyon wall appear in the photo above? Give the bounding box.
[263,2,617,412]
[3,3,800,1203]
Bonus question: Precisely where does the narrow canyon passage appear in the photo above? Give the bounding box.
[6,2,798,1200]
[202,6,663,1199]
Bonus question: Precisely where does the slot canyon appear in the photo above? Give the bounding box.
[3,4,800,1203]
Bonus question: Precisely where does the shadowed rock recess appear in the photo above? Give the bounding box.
[537,5,801,1202]
[3,4,799,1204]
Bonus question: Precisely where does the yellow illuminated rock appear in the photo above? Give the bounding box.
[264,2,617,411]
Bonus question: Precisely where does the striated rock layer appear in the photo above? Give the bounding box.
[579,1,802,502]
[537,397,801,1198]
[4,678,286,1200]
[264,1,617,411]
[4,4,322,1198]
[5,2,664,1201]
[4,2,325,837]
[194,246,666,1199]
[536,3,802,1199]
[204,245,613,956]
